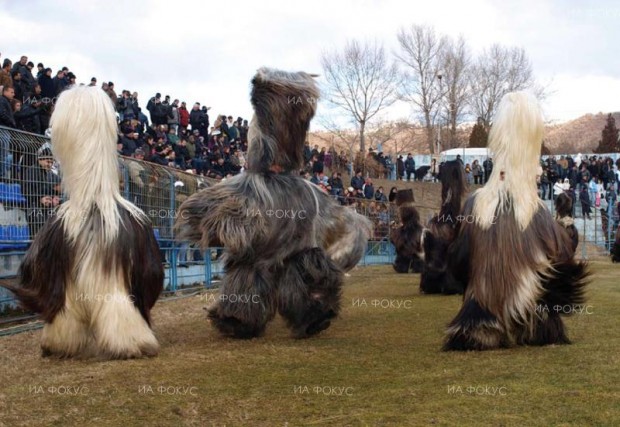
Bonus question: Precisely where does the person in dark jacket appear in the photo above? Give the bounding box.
[23,146,61,236]
[579,186,592,219]
[363,178,374,199]
[21,62,37,93]
[311,153,324,174]
[350,169,364,191]
[52,69,68,96]
[206,156,233,179]
[26,84,49,134]
[174,138,192,169]
[374,186,387,202]
[397,155,405,180]
[0,86,16,179]
[388,186,398,202]
[120,129,140,157]
[405,154,415,181]
[483,157,493,183]
[12,99,41,134]
[11,56,35,93]
[11,71,28,103]
[328,172,344,192]
[189,103,206,134]
[38,68,55,99]
[147,93,166,125]
[0,86,16,128]
[149,144,173,166]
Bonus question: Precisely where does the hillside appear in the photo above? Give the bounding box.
[545,112,620,154]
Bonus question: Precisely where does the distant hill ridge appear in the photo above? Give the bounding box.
[308,112,620,155]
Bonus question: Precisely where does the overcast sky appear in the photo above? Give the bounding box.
[1,0,618,128]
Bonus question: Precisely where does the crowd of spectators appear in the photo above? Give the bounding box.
[1,52,618,246]
[0,52,252,182]
[540,154,620,224]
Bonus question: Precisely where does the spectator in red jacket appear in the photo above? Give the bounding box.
[178,101,190,134]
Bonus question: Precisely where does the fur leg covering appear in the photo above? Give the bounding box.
[419,232,463,295]
[411,257,425,273]
[612,227,620,262]
[278,248,343,339]
[525,259,589,346]
[443,299,509,351]
[40,308,90,358]
[393,254,413,273]
[207,263,277,339]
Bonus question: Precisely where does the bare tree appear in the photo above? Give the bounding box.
[366,119,420,155]
[321,39,399,156]
[395,24,446,154]
[469,44,540,130]
[439,36,471,149]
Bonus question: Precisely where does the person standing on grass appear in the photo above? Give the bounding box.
[397,155,405,180]
[472,160,482,185]
[405,154,415,182]
[579,185,592,219]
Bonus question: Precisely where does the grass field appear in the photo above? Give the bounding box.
[0,259,618,426]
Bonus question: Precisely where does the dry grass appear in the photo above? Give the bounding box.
[0,259,619,426]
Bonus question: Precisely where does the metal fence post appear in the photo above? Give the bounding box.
[205,250,212,288]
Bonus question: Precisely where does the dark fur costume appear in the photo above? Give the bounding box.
[175,68,371,339]
[554,192,579,255]
[420,160,466,295]
[390,189,425,273]
[612,224,620,263]
[3,87,163,359]
[443,92,590,351]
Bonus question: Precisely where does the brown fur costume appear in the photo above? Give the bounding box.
[554,192,579,255]
[390,189,425,273]
[3,87,163,359]
[175,68,372,339]
[444,92,589,351]
[420,160,466,294]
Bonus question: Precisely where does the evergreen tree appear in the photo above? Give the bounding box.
[468,119,488,148]
[595,113,620,153]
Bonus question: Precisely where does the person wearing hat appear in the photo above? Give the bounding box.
[105,81,117,108]
[22,145,61,236]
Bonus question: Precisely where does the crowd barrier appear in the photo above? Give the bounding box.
[1,126,616,313]
[0,127,397,312]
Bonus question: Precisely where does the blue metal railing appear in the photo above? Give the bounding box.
[1,242,394,311]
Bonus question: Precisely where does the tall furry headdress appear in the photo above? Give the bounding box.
[51,86,145,243]
[246,68,319,173]
[472,91,544,231]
